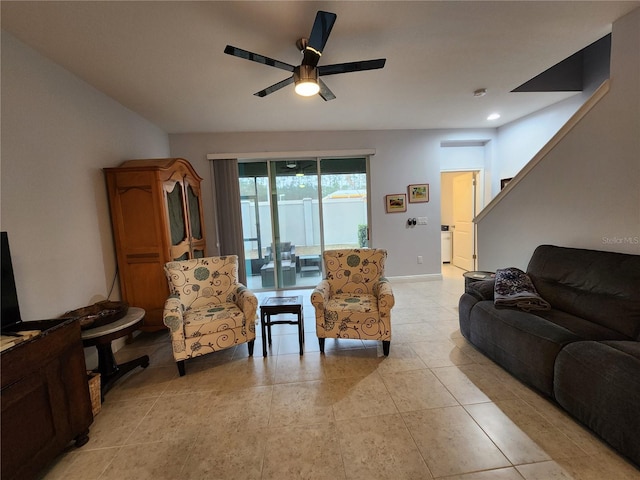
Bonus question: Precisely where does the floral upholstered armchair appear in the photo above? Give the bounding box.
[163,255,257,376]
[311,248,394,355]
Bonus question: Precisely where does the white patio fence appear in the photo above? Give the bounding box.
[241,197,367,256]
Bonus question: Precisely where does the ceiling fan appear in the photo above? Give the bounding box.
[224,10,386,101]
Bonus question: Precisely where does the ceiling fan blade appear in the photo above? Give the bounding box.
[224,45,295,72]
[254,76,294,97]
[318,79,336,101]
[319,59,386,76]
[308,11,337,56]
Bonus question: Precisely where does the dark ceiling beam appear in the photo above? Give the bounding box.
[512,34,611,93]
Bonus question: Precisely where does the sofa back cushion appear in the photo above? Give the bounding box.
[527,245,640,340]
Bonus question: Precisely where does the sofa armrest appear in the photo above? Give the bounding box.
[467,279,495,301]
[311,280,331,311]
[235,284,258,323]
[163,295,185,338]
[375,277,395,312]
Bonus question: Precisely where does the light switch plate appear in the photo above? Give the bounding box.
[417,217,428,225]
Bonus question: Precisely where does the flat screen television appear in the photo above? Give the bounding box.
[1,231,23,332]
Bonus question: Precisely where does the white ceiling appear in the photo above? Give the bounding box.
[2,1,638,134]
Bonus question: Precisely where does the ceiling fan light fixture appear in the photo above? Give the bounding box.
[295,81,320,96]
[294,65,320,97]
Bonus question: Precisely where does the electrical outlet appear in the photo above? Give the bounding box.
[417,255,423,264]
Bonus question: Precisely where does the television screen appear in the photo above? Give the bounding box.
[1,231,23,331]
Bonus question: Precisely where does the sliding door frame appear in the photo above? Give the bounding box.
[211,150,374,290]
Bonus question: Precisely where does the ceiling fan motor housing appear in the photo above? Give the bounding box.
[294,64,318,84]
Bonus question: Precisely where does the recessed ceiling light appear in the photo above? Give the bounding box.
[487,113,501,121]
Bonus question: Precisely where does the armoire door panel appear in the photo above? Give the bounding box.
[186,184,203,240]
[124,262,168,314]
[164,181,187,246]
[116,188,163,249]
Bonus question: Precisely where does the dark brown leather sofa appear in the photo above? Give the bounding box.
[459,245,640,466]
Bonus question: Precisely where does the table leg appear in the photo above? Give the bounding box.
[298,311,304,356]
[96,342,119,378]
[95,342,149,399]
[261,310,268,357]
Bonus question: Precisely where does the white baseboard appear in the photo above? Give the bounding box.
[388,273,443,283]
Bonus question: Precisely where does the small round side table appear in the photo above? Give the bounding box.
[463,271,495,291]
[81,306,150,399]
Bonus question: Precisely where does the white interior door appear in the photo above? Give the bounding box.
[452,172,476,271]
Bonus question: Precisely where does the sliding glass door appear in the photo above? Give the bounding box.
[239,156,368,290]
[320,157,368,250]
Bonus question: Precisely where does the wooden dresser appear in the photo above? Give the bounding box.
[1,318,93,480]
[104,158,207,331]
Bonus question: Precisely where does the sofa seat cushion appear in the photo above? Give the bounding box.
[534,309,631,341]
[184,302,246,338]
[554,341,640,466]
[600,340,640,357]
[468,301,583,396]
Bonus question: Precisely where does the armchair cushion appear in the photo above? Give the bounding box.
[181,303,248,337]
[326,293,378,316]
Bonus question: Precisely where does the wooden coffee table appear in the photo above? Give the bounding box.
[260,296,304,356]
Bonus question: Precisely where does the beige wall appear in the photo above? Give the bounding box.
[1,31,170,321]
[476,8,640,270]
[169,129,496,277]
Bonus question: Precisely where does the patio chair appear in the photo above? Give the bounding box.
[265,241,296,266]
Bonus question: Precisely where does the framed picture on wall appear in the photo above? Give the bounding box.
[408,184,429,203]
[385,194,407,213]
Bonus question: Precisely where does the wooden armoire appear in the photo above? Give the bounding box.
[104,158,207,331]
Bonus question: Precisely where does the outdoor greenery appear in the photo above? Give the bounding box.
[358,224,369,248]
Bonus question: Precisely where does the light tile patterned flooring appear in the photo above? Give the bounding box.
[41,266,639,479]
